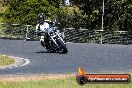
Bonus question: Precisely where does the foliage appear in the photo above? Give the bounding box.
[2,0,132,31]
[104,0,132,31]
[3,0,60,25]
[71,0,132,31]
[56,7,85,29]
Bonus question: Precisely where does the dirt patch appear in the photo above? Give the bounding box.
[0,74,75,82]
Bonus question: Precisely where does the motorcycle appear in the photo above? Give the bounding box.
[37,21,68,54]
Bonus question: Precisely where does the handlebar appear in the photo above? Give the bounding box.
[45,20,60,25]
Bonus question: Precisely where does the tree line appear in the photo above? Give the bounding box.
[2,0,132,31]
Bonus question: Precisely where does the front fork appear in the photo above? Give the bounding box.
[50,34,65,47]
[57,34,66,45]
[50,36,59,47]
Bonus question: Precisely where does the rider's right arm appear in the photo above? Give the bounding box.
[36,24,39,32]
[35,24,41,36]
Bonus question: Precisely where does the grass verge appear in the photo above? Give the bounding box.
[0,55,15,66]
[0,74,131,88]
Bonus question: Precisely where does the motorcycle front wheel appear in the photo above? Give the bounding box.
[57,39,68,54]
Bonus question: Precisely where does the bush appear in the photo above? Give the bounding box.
[56,7,89,30]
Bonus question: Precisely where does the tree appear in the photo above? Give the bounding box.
[71,0,132,31]
[1,0,8,6]
[104,0,132,31]
[3,0,60,25]
[3,0,132,31]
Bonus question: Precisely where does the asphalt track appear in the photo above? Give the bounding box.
[0,39,132,74]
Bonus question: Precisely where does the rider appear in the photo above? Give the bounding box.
[36,14,49,37]
[36,14,50,50]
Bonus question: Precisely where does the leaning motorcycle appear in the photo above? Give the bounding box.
[37,21,68,54]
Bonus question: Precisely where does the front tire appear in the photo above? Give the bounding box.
[57,39,68,54]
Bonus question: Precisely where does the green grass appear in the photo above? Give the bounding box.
[0,77,131,88]
[0,55,15,66]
